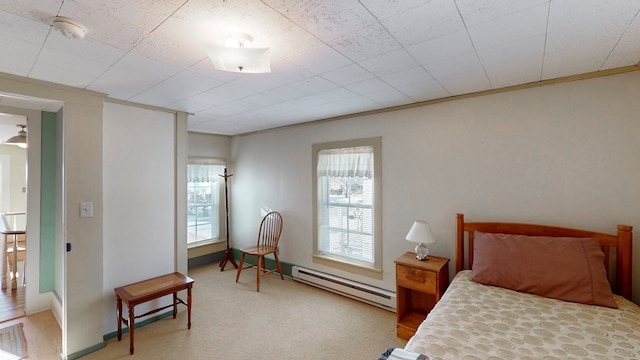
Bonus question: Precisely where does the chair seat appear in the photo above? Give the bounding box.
[239,245,277,256]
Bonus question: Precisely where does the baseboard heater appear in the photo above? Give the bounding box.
[291,266,396,312]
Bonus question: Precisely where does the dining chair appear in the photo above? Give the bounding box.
[235,211,283,292]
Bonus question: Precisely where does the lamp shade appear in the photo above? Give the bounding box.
[4,124,27,148]
[405,221,436,244]
[206,32,271,74]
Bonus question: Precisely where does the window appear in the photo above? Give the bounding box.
[187,159,226,247]
[312,137,382,277]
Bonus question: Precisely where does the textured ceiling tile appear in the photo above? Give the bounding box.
[542,48,612,79]
[314,87,358,103]
[289,76,338,95]
[0,36,42,76]
[31,35,125,88]
[467,3,548,50]
[240,92,282,107]
[0,0,62,23]
[288,44,353,75]
[477,33,546,85]
[362,87,414,108]
[483,54,544,89]
[437,67,492,95]
[230,75,282,94]
[381,0,465,46]
[267,65,315,86]
[0,10,50,43]
[358,49,419,77]
[345,78,394,96]
[264,84,307,102]
[456,0,550,27]
[329,22,401,62]
[424,50,485,79]
[131,32,206,69]
[332,95,381,113]
[86,52,182,100]
[167,96,217,114]
[263,0,376,42]
[406,30,475,67]
[320,64,374,86]
[380,66,434,88]
[130,70,221,107]
[359,0,436,20]
[69,0,186,31]
[394,79,450,102]
[603,15,640,69]
[59,2,147,51]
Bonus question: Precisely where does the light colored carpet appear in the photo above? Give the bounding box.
[83,264,406,359]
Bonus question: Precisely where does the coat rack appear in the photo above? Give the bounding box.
[219,168,238,271]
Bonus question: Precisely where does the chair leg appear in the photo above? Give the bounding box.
[256,256,262,292]
[274,253,284,280]
[235,253,246,283]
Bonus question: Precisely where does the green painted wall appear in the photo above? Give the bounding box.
[39,111,57,292]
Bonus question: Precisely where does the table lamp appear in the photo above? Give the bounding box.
[405,220,437,260]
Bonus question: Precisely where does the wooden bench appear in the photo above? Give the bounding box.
[114,272,194,354]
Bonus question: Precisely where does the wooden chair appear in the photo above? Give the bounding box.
[235,211,283,292]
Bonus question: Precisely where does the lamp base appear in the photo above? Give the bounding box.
[414,243,430,260]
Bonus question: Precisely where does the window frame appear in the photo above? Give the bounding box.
[187,158,227,249]
[312,137,382,279]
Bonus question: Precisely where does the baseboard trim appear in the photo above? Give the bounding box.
[189,249,294,277]
[65,341,105,360]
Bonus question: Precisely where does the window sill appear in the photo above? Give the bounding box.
[312,254,382,280]
[187,238,225,249]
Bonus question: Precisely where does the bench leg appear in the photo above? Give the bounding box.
[129,306,135,354]
[187,285,192,329]
[173,292,178,319]
[116,298,123,341]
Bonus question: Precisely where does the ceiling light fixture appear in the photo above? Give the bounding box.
[4,125,27,148]
[206,32,271,74]
[52,16,88,40]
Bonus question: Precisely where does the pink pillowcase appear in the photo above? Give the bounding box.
[471,232,617,308]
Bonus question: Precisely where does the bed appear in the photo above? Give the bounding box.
[396,213,639,360]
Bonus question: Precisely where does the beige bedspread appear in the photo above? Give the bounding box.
[404,271,640,360]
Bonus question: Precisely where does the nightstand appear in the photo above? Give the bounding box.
[394,252,449,340]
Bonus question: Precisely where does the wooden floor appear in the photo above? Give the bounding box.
[0,284,25,322]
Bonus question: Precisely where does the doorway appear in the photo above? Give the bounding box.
[0,114,28,321]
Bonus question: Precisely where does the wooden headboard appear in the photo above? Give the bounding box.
[455,213,634,300]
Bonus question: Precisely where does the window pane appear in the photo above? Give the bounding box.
[319,173,374,263]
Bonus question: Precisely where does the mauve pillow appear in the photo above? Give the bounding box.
[471,232,617,308]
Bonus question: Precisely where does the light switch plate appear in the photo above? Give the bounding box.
[80,202,93,218]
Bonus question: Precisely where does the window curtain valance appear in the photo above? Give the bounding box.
[317,146,374,179]
[187,158,226,183]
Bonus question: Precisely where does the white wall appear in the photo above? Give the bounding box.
[102,102,177,334]
[231,71,640,305]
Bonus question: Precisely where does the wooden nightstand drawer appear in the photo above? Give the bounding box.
[396,266,436,294]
